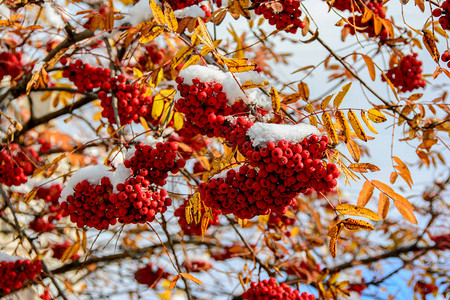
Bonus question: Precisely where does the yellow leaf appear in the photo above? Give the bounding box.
[241,80,270,90]
[362,55,376,81]
[195,17,215,49]
[408,93,423,101]
[322,112,339,145]
[139,26,164,44]
[329,222,343,258]
[173,112,184,130]
[163,2,178,31]
[333,82,351,108]
[346,139,361,162]
[180,273,203,285]
[150,0,165,25]
[342,218,375,231]
[335,203,381,221]
[321,94,334,110]
[133,67,143,78]
[335,111,351,143]
[361,110,378,134]
[378,192,390,219]
[24,189,38,204]
[309,116,318,126]
[282,93,301,104]
[152,96,165,120]
[367,108,386,123]
[357,181,374,207]
[169,275,180,289]
[270,87,280,113]
[348,110,367,141]
[361,8,373,23]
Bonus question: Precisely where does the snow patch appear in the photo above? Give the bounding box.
[0,252,24,263]
[174,5,206,18]
[59,165,113,203]
[44,1,65,29]
[127,0,157,26]
[112,164,132,192]
[247,122,320,148]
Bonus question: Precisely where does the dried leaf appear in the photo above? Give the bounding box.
[329,222,343,258]
[270,87,280,113]
[321,94,334,110]
[393,156,413,188]
[322,112,339,145]
[348,110,367,141]
[332,111,350,143]
[298,82,309,100]
[362,55,376,81]
[163,1,178,31]
[422,30,440,63]
[171,45,194,69]
[149,0,165,25]
[346,139,361,162]
[357,181,374,207]
[342,218,375,231]
[24,189,38,204]
[336,203,381,221]
[139,26,164,44]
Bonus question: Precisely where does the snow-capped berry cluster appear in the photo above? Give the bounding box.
[0,257,42,295]
[253,0,305,34]
[433,0,450,30]
[98,75,153,125]
[112,178,172,224]
[51,241,80,260]
[175,76,248,138]
[61,59,111,93]
[0,51,25,81]
[124,142,186,186]
[29,184,63,233]
[61,176,116,230]
[242,278,315,300]
[0,144,41,187]
[174,198,220,236]
[182,259,212,272]
[381,53,426,92]
[134,264,170,288]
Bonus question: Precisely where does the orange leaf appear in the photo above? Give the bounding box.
[342,218,375,231]
[362,55,376,81]
[348,163,380,173]
[357,181,374,207]
[322,112,339,145]
[328,222,344,258]
[378,192,390,219]
[169,275,180,289]
[346,139,361,162]
[335,110,351,143]
[180,273,203,285]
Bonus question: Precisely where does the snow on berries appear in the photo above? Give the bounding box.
[0,143,41,187]
[242,278,315,300]
[382,53,426,93]
[252,0,305,34]
[0,253,42,296]
[134,263,170,288]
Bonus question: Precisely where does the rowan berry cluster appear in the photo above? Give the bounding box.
[0,144,41,187]
[61,177,116,230]
[182,260,212,272]
[113,178,172,224]
[0,51,24,81]
[168,128,209,159]
[381,53,426,92]
[253,0,305,34]
[441,51,450,68]
[432,0,450,30]
[175,76,248,138]
[268,211,296,230]
[134,264,170,288]
[242,278,315,300]
[61,59,111,93]
[51,241,80,260]
[136,44,166,71]
[98,75,154,125]
[240,134,339,194]
[174,198,221,236]
[123,142,186,186]
[33,184,63,231]
[0,259,42,295]
[345,14,389,41]
[37,138,52,153]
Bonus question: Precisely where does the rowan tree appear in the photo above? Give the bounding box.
[0,0,448,299]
